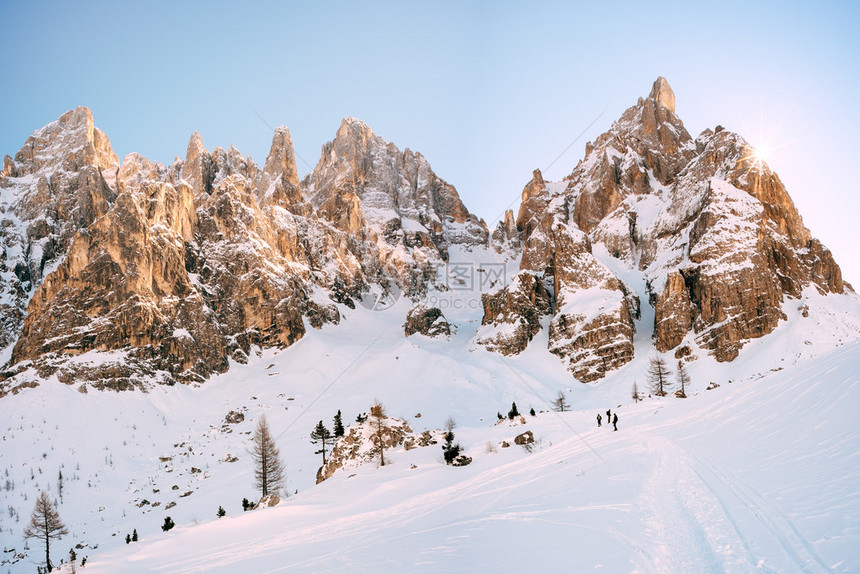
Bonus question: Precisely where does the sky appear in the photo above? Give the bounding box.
[1,0,858,285]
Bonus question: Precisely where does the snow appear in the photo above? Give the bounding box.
[1,283,858,572]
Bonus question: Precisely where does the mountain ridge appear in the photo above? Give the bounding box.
[0,78,854,393]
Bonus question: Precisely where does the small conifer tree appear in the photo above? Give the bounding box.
[507,402,520,420]
[161,516,175,532]
[310,420,334,465]
[441,417,462,464]
[132,528,138,542]
[333,410,345,438]
[217,506,226,518]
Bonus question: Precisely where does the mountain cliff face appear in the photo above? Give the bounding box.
[0,78,852,391]
[477,77,847,380]
[1,115,487,389]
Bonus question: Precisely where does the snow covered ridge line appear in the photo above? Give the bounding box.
[1,76,857,393]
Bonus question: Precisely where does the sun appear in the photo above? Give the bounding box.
[752,142,771,166]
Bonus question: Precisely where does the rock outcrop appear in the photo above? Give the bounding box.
[2,112,489,389]
[479,76,849,375]
[316,414,419,483]
[404,305,450,338]
[0,107,119,349]
[0,77,852,390]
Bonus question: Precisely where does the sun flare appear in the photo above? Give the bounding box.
[752,142,771,165]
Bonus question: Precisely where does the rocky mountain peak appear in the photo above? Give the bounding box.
[8,106,118,177]
[478,77,850,381]
[649,76,676,113]
[263,127,299,185]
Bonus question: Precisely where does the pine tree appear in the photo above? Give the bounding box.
[370,401,387,466]
[676,361,691,398]
[507,402,520,420]
[23,490,68,571]
[310,420,334,465]
[217,506,226,518]
[125,534,131,544]
[333,410,345,438]
[161,516,175,532]
[529,407,536,416]
[632,381,641,402]
[132,528,138,542]
[251,414,286,498]
[552,391,570,412]
[441,417,461,464]
[242,497,251,511]
[647,355,672,396]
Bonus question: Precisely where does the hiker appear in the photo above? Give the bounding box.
[612,412,618,431]
[597,413,602,427]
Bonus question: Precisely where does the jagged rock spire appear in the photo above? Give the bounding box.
[649,76,676,113]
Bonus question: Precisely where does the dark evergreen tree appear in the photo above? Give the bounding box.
[507,402,520,420]
[310,420,334,465]
[125,534,131,544]
[132,528,138,542]
[242,497,251,511]
[497,412,503,421]
[333,410,345,438]
[161,516,175,532]
[356,413,367,424]
[441,417,461,464]
[217,506,226,518]
[529,407,536,416]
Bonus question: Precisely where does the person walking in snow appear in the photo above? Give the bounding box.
[597,413,602,427]
[612,412,618,431]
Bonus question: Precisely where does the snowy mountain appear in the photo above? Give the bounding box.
[1,78,859,572]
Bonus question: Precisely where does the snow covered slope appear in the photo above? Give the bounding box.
[1,284,858,572]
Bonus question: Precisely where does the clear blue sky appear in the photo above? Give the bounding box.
[2,0,858,285]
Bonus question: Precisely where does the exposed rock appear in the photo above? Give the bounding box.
[316,415,414,483]
[224,410,245,424]
[403,305,450,338]
[451,454,472,467]
[514,430,534,445]
[257,494,280,508]
[654,270,694,352]
[479,77,850,374]
[0,107,119,349]
[477,272,552,355]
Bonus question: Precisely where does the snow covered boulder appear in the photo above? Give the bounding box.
[404,305,450,338]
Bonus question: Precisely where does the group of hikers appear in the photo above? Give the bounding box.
[596,409,618,431]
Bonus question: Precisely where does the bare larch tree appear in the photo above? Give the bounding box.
[676,360,691,398]
[370,400,387,466]
[251,414,285,498]
[552,390,570,412]
[24,490,68,571]
[647,355,673,397]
